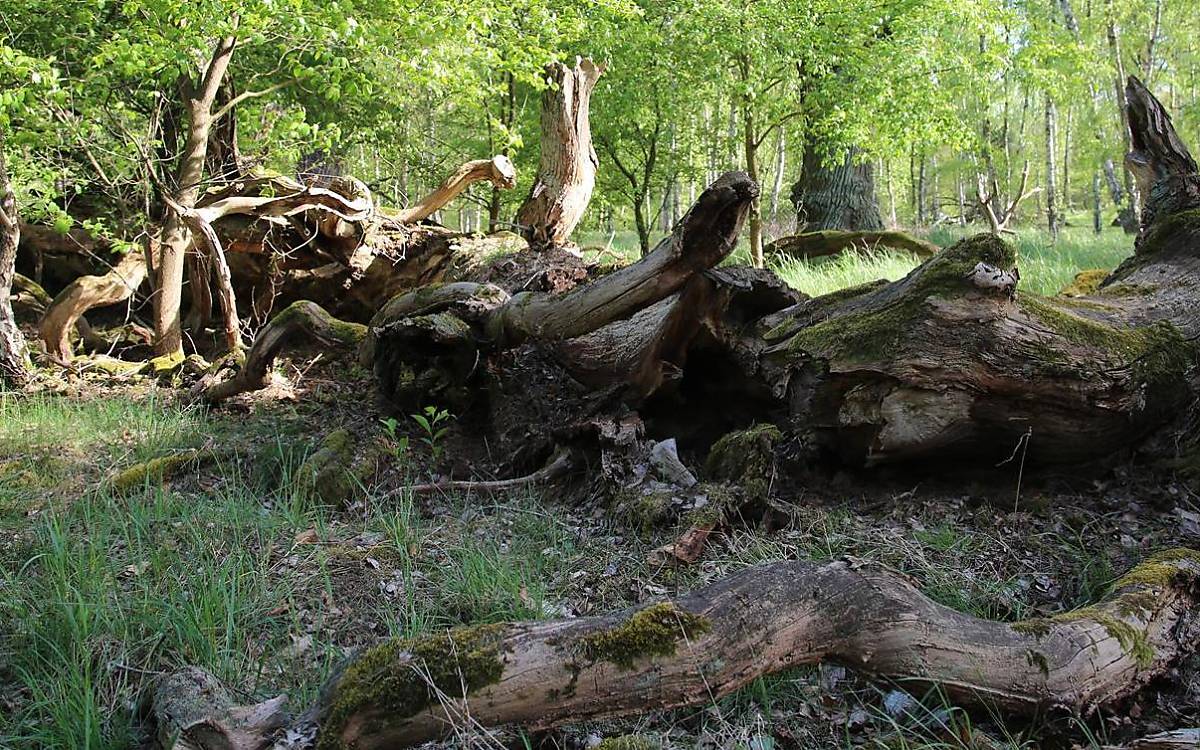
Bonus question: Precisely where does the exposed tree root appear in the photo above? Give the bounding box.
[146,549,1200,749]
[404,447,574,495]
[197,301,365,403]
[39,250,149,362]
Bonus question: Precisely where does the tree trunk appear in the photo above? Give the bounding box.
[768,127,786,231]
[791,144,884,232]
[147,550,1200,749]
[0,136,29,387]
[916,153,928,225]
[153,36,237,360]
[1094,169,1103,233]
[488,72,516,233]
[514,58,602,249]
[1046,94,1060,238]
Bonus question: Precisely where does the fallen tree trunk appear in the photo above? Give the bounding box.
[146,548,1200,749]
[765,229,939,261]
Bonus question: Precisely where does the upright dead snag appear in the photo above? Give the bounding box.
[515,58,603,248]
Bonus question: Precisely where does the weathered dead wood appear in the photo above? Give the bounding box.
[142,666,286,750]
[765,229,939,261]
[515,58,603,248]
[1106,729,1200,750]
[742,80,1200,469]
[147,549,1200,749]
[404,447,574,495]
[196,301,365,402]
[1124,75,1200,242]
[39,250,149,363]
[372,172,758,409]
[393,156,516,224]
[975,161,1037,234]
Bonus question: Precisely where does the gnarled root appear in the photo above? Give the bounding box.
[197,301,365,403]
[39,251,148,362]
[147,549,1200,749]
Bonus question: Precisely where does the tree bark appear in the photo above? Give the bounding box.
[39,251,149,363]
[147,550,1200,750]
[0,135,29,386]
[153,35,237,359]
[515,58,602,249]
[791,143,884,232]
[1046,94,1060,238]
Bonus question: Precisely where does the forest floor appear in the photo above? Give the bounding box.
[3,222,1197,750]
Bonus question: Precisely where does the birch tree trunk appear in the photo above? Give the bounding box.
[1046,94,1060,238]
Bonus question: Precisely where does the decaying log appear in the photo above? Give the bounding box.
[765,229,939,261]
[1124,76,1200,243]
[147,549,1200,749]
[142,666,286,750]
[372,171,757,409]
[393,156,516,224]
[515,58,603,248]
[39,250,149,362]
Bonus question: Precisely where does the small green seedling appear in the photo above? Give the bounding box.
[379,417,410,461]
[411,405,453,461]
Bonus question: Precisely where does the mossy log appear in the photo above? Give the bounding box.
[765,229,939,261]
[147,549,1200,749]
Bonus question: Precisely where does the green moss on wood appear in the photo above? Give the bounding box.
[705,424,781,500]
[596,736,661,750]
[317,623,509,750]
[681,483,739,527]
[780,234,1018,361]
[296,429,379,506]
[1111,548,1200,590]
[580,603,711,670]
[109,448,214,493]
[1059,269,1110,297]
[1019,297,1195,387]
[1009,550,1199,669]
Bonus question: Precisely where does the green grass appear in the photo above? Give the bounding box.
[582,222,1137,300]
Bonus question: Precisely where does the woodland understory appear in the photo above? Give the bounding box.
[4,36,1200,750]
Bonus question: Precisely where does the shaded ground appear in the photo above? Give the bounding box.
[2,345,1198,750]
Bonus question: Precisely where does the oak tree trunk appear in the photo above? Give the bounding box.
[791,143,884,232]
